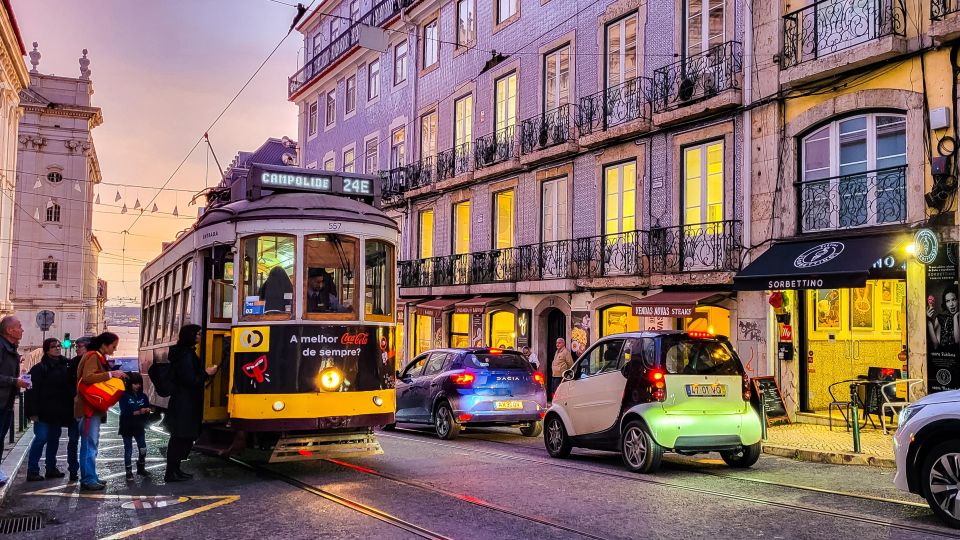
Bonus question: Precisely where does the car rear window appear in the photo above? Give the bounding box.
[662,339,744,376]
[463,353,531,370]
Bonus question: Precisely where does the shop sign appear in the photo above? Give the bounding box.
[570,311,591,359]
[516,309,532,348]
[633,304,695,317]
[925,242,960,393]
[915,228,939,265]
[779,324,793,342]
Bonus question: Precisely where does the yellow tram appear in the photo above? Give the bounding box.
[139,164,398,461]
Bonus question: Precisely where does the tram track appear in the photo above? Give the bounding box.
[380,431,960,539]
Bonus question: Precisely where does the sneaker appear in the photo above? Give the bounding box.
[26,473,45,482]
[95,480,106,487]
[45,469,65,479]
[80,482,105,491]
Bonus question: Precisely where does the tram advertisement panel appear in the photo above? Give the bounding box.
[232,325,395,394]
[926,242,960,393]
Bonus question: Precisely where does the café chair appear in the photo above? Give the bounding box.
[880,378,923,435]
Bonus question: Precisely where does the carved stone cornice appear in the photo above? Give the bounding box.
[17,133,45,149]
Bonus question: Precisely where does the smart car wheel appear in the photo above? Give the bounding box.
[620,420,663,474]
[921,440,960,528]
[381,423,396,431]
[520,421,543,437]
[434,402,460,440]
[544,415,571,458]
[721,442,761,468]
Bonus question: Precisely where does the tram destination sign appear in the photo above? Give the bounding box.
[246,163,379,200]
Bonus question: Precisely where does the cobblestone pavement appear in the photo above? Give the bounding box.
[763,422,895,466]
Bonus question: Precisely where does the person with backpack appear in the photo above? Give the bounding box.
[74,332,126,491]
[118,372,152,480]
[24,338,74,481]
[163,325,217,482]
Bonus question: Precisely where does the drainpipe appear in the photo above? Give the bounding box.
[742,0,753,266]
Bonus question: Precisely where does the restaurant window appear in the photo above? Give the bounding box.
[493,190,514,249]
[452,201,471,255]
[495,72,518,133]
[600,304,640,337]
[394,41,408,85]
[685,0,724,59]
[497,0,518,24]
[454,95,473,149]
[419,209,434,258]
[683,141,723,228]
[304,234,358,319]
[488,310,516,349]
[240,234,296,321]
[603,161,637,236]
[343,148,356,173]
[544,45,570,112]
[368,59,380,100]
[308,101,318,136]
[423,19,439,68]
[605,14,638,89]
[365,137,379,173]
[420,111,438,159]
[415,314,433,355]
[365,239,394,320]
[450,313,470,347]
[345,75,357,114]
[457,0,475,46]
[325,90,336,127]
[390,126,406,168]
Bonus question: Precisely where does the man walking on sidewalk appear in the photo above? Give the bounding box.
[64,337,90,482]
[0,317,30,484]
[551,338,574,399]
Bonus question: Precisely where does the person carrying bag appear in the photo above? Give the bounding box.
[73,332,126,491]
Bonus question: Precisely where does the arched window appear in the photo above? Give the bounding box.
[46,203,61,222]
[488,310,516,349]
[46,171,63,184]
[800,113,906,232]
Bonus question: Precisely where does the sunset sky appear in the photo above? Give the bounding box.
[14,0,303,304]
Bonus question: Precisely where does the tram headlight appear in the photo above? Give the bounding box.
[318,368,343,391]
[272,400,285,412]
[372,396,383,407]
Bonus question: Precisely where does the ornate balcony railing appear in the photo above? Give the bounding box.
[653,42,743,113]
[436,143,472,181]
[781,0,907,69]
[398,257,432,288]
[797,166,907,233]
[577,76,652,136]
[381,166,408,200]
[474,126,516,169]
[569,230,645,278]
[645,220,742,273]
[406,156,434,189]
[288,0,403,97]
[932,0,960,19]
[520,104,574,154]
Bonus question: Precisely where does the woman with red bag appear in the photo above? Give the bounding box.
[73,332,126,491]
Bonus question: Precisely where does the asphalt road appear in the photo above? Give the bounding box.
[1,420,958,540]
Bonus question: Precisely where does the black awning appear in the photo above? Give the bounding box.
[734,234,906,291]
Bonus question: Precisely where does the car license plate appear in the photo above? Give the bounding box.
[685,384,726,397]
[495,400,523,410]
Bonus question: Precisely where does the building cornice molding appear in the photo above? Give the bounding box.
[0,4,28,89]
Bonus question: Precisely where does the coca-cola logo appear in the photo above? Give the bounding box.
[340,332,369,345]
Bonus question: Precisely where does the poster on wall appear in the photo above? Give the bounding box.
[471,313,484,347]
[570,311,591,360]
[926,242,960,393]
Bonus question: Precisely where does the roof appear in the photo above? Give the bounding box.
[195,191,397,230]
[222,138,296,187]
[2,0,25,55]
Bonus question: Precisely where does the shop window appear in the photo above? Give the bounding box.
[241,234,296,321]
[603,161,637,236]
[683,306,730,337]
[488,310,516,349]
[419,209,434,258]
[450,313,470,347]
[304,234,358,320]
[493,190,514,249]
[453,201,471,255]
[365,239,394,320]
[600,304,640,337]
[415,314,433,355]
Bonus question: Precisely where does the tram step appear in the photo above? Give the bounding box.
[269,432,383,463]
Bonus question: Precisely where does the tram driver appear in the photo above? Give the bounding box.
[307,268,349,313]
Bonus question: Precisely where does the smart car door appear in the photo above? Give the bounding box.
[559,339,627,436]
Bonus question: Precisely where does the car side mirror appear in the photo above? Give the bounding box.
[562,369,573,381]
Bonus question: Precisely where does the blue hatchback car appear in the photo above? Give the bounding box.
[391,348,547,440]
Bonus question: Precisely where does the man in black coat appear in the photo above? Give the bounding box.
[0,316,30,484]
[164,325,218,482]
[25,339,74,480]
[63,337,91,482]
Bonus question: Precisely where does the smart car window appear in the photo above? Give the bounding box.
[422,353,450,376]
[663,339,743,376]
[463,353,530,370]
[577,340,624,379]
[622,338,655,368]
[402,356,427,378]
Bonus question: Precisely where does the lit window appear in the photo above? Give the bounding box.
[450,313,470,347]
[345,75,357,114]
[683,141,724,228]
[452,201,471,255]
[343,148,355,173]
[240,234,296,321]
[493,190,514,249]
[419,209,434,258]
[323,158,335,171]
[603,161,637,235]
[365,137,379,173]
[42,261,58,281]
[368,59,380,100]
[394,41,408,85]
[424,20,439,68]
[488,311,516,349]
[415,315,432,355]
[494,72,517,133]
[457,0,476,46]
[308,101,318,136]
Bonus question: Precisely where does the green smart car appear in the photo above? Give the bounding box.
[544,331,763,473]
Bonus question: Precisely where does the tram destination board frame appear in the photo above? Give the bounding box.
[750,376,790,424]
[245,163,380,201]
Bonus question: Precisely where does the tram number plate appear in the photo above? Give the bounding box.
[685,384,726,397]
[328,222,342,230]
[495,400,523,410]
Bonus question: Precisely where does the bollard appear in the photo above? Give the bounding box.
[760,403,768,441]
[850,383,861,454]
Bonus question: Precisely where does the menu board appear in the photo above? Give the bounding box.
[751,376,789,424]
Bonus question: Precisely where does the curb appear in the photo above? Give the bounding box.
[762,443,896,468]
[0,429,34,505]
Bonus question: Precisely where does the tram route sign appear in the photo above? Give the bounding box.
[246,163,380,201]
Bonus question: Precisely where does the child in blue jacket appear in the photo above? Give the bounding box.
[118,372,152,479]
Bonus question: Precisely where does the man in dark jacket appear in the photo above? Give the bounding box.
[25,338,74,481]
[63,336,91,482]
[0,316,30,484]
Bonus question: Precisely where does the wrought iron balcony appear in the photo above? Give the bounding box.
[577,77,652,136]
[436,143,472,181]
[474,127,516,169]
[781,0,907,69]
[797,166,907,233]
[653,42,742,113]
[570,230,645,278]
[381,166,408,200]
[645,220,742,273]
[520,104,574,154]
[288,0,402,97]
[932,0,960,19]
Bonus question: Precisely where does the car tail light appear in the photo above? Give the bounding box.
[688,331,714,339]
[458,413,473,422]
[451,372,475,386]
[648,368,666,402]
[488,348,503,354]
[539,410,546,419]
[742,373,751,401]
[532,372,545,385]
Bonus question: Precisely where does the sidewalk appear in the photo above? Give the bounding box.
[762,422,895,468]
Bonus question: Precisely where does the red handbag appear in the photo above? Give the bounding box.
[77,353,125,414]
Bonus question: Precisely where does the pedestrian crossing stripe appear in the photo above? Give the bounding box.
[120,496,189,510]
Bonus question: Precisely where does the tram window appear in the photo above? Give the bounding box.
[241,234,296,321]
[365,240,394,321]
[169,292,180,337]
[211,256,234,323]
[304,234,358,319]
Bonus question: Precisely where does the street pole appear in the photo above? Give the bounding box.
[850,383,861,453]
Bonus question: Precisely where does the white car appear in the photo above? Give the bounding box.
[893,389,960,527]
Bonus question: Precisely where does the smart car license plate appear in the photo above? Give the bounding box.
[685,384,726,397]
[495,400,523,410]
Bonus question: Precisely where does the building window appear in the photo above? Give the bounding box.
[324,157,335,171]
[541,176,568,242]
[350,0,360,21]
[450,313,470,347]
[544,45,570,111]
[390,126,406,167]
[801,114,907,231]
[343,148,355,173]
[45,203,61,223]
[345,75,357,114]
[308,101,318,136]
[415,315,432,355]
[603,161,637,235]
[423,20,439,68]
[42,261,58,281]
[394,41,408,85]
[46,171,63,184]
[454,95,473,149]
[325,90,336,127]
[329,19,339,39]
[365,137,379,173]
[683,141,724,227]
[367,59,380,101]
[606,14,638,89]
[452,200,471,255]
[494,72,518,133]
[493,190,514,249]
[419,209,434,258]
[497,0,518,24]
[457,0,475,46]
[420,111,438,159]
[600,305,640,337]
[312,33,323,55]
[685,0,724,58]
